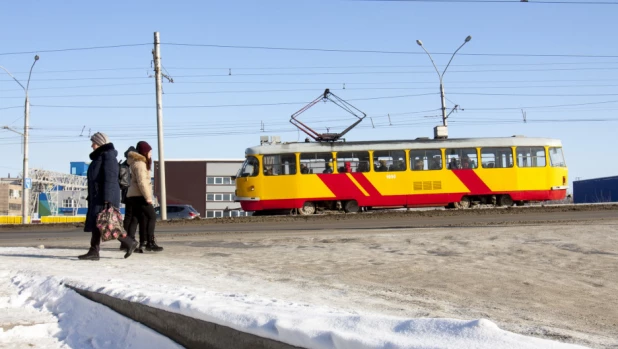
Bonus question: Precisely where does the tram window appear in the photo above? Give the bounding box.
[263,154,297,175]
[409,149,441,171]
[549,147,566,167]
[238,156,259,177]
[336,151,370,173]
[481,147,513,168]
[446,148,478,170]
[516,147,546,167]
[300,152,334,174]
[373,150,406,172]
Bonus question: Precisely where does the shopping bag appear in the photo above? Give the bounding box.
[96,204,126,242]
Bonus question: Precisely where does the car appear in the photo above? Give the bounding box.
[154,204,201,220]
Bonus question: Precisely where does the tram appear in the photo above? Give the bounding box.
[234,136,568,215]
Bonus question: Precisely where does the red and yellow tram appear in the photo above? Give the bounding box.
[234,136,568,215]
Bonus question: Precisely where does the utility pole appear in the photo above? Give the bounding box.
[0,55,39,224]
[153,32,167,220]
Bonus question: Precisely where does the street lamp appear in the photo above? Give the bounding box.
[416,36,471,138]
[0,55,39,224]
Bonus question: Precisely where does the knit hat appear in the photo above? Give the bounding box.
[90,132,110,146]
[136,141,152,157]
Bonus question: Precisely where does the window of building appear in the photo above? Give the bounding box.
[63,198,77,208]
[516,147,546,167]
[549,147,566,167]
[207,176,234,185]
[480,147,513,169]
[237,157,259,178]
[9,203,21,211]
[263,154,297,176]
[8,189,21,198]
[446,148,478,170]
[206,210,250,218]
[409,149,442,171]
[335,151,370,173]
[206,177,232,185]
[206,193,233,201]
[373,150,406,172]
[299,152,334,174]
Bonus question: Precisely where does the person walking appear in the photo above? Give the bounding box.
[79,132,138,261]
[120,146,146,253]
[125,141,163,252]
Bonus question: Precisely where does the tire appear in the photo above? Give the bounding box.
[298,202,316,216]
[498,195,514,207]
[344,200,360,213]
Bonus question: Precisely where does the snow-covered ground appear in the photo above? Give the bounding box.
[0,245,590,349]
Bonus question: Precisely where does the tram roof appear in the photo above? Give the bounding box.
[245,136,563,155]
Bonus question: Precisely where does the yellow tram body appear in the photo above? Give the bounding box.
[235,136,568,213]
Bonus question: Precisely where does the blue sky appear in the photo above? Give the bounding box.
[0,0,616,186]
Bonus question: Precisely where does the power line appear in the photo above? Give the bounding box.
[8,61,618,75]
[0,43,151,57]
[28,93,438,109]
[3,66,618,84]
[360,0,618,4]
[6,83,618,100]
[3,78,618,92]
[163,42,618,58]
[465,99,618,110]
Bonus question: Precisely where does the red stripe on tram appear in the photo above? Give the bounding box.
[350,173,382,197]
[317,174,366,199]
[451,170,492,194]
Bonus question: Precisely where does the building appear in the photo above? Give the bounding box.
[154,159,249,218]
[573,176,618,204]
[0,180,23,216]
[70,162,89,176]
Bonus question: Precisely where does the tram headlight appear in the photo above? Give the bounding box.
[249,185,255,191]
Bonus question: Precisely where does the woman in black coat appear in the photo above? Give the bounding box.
[79,132,138,261]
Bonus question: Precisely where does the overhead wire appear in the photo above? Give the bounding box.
[162,42,618,58]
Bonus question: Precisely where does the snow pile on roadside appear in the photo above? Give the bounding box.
[0,247,590,349]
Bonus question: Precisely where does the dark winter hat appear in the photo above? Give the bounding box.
[90,132,110,146]
[136,141,152,157]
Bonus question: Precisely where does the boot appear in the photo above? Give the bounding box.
[124,240,139,259]
[145,240,163,252]
[78,248,99,261]
[136,242,146,254]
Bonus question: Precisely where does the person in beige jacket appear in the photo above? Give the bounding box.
[124,141,163,252]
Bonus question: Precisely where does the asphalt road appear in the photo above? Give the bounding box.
[0,205,616,246]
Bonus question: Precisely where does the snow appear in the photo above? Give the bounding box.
[0,246,589,349]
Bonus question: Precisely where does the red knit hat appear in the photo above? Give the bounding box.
[136,141,152,157]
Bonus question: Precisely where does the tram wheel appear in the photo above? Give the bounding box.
[298,202,316,216]
[515,200,525,207]
[498,195,514,207]
[454,196,471,209]
[344,200,360,213]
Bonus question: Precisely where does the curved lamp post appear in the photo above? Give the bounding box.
[416,36,471,137]
[0,55,39,224]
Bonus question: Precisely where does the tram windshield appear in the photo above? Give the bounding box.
[549,147,566,167]
[237,156,259,178]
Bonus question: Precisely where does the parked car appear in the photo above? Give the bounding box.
[154,204,201,220]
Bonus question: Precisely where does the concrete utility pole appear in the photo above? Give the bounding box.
[153,32,168,220]
[416,36,471,138]
[0,55,39,224]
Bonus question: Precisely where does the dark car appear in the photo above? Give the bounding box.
[155,204,201,220]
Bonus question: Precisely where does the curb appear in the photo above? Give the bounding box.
[65,285,303,349]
